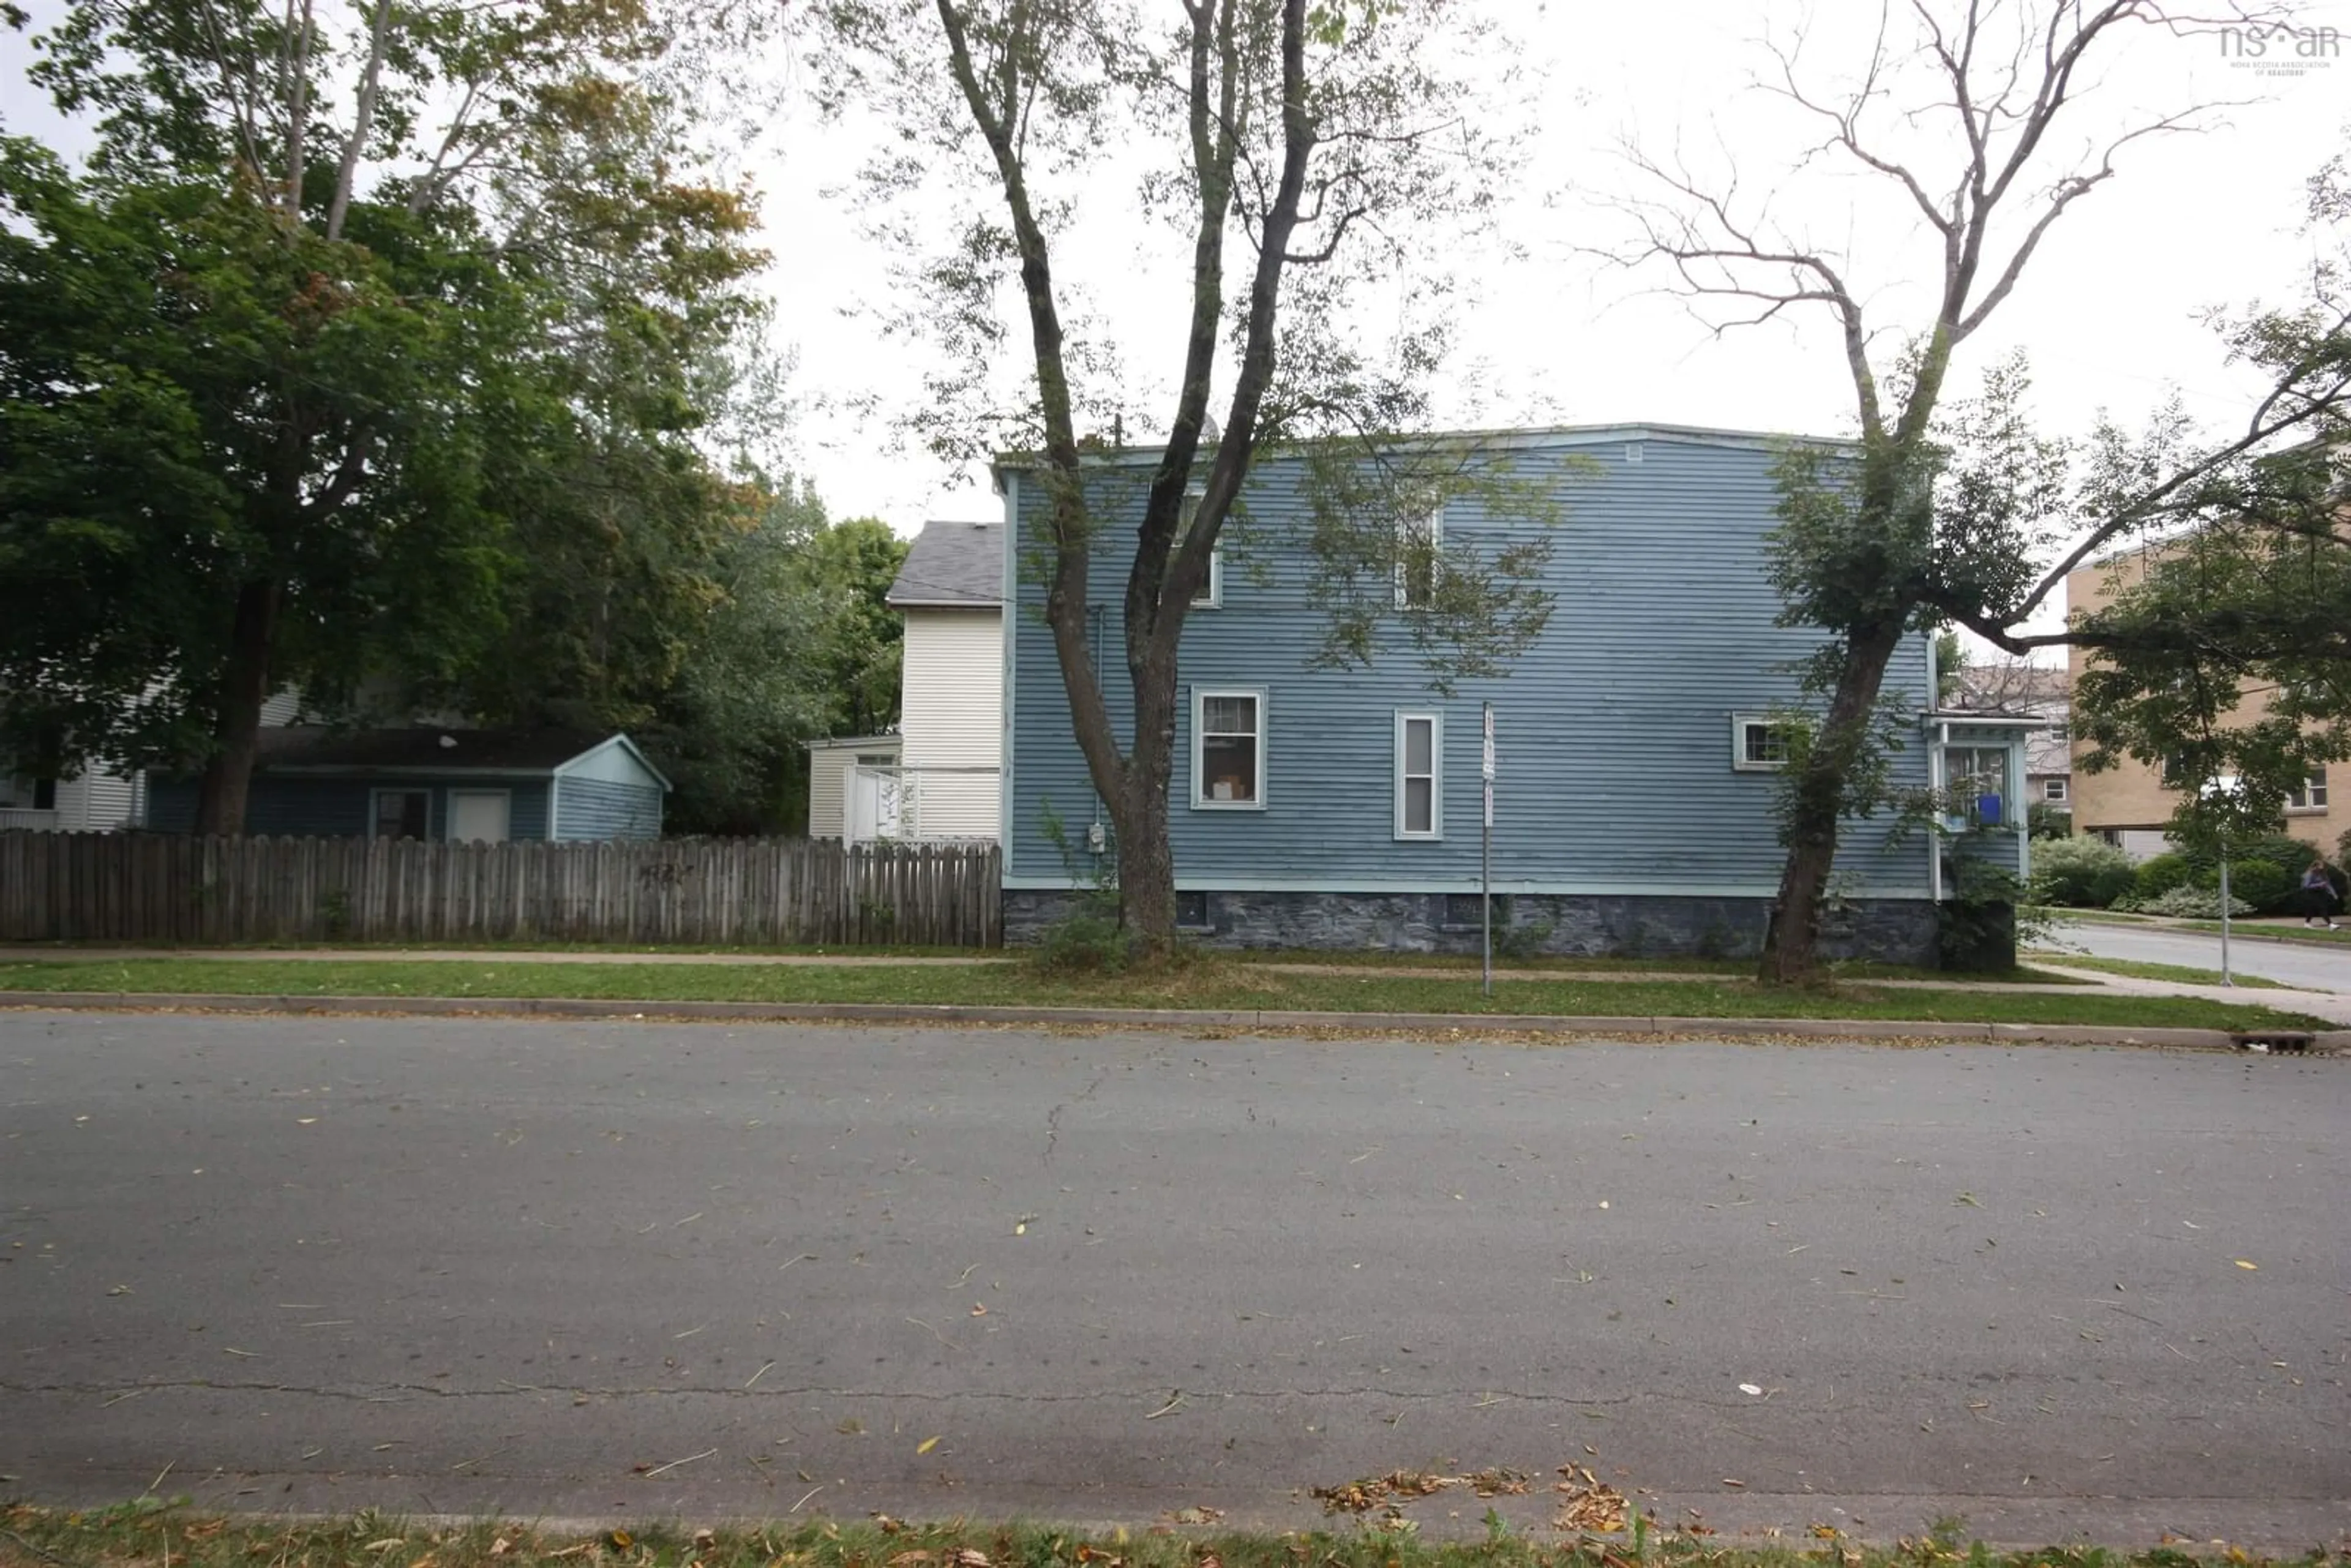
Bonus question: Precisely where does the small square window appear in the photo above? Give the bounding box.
[32,778,57,811]
[2043,778,2068,802]
[2285,771,2330,812]
[373,789,430,840]
[1731,715,1796,771]
[1175,890,1211,929]
[1442,892,1505,929]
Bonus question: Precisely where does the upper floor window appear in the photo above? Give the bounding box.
[1192,688,1264,809]
[1395,711,1442,839]
[2043,777,2069,803]
[1395,504,1442,609]
[1731,715,1796,771]
[1179,489,1221,609]
[2286,771,2330,812]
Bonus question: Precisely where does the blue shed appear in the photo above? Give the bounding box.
[145,727,670,842]
[995,423,2031,965]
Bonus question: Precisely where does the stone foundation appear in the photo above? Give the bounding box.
[1003,889,1960,967]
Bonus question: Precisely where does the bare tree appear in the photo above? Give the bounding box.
[1610,0,2311,983]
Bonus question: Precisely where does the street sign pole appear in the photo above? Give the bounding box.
[1482,703,1494,999]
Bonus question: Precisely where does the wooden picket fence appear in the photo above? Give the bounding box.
[0,833,1002,948]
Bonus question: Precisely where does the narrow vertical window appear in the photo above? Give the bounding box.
[1395,504,1442,609]
[1395,711,1441,839]
[1179,489,1221,608]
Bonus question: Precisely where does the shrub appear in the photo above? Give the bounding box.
[2131,852,2192,902]
[2211,860,2290,913]
[2140,883,2254,919]
[2028,836,2135,908]
[1032,901,1131,974]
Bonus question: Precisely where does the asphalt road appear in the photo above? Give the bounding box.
[4,1011,2346,1547]
[2049,921,2351,994]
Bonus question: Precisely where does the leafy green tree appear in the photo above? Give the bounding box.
[0,0,765,832]
[631,485,906,835]
[808,0,1543,952]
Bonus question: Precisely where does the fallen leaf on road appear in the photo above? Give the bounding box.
[1553,1466,1628,1532]
[916,1436,940,1455]
[2235,1260,2259,1270]
[1738,1383,1763,1396]
[1165,1507,1222,1526]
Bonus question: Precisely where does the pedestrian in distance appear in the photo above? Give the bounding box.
[2300,858,2341,929]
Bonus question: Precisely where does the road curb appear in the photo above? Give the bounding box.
[4,990,2342,1052]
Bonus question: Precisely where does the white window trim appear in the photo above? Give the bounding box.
[1393,710,1443,841]
[1941,744,2015,828]
[1393,503,1443,610]
[1191,686,1267,811]
[1730,714,1791,772]
[2285,771,2330,812]
[1181,489,1221,609]
[2043,777,2069,802]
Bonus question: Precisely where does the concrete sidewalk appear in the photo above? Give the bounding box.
[2030,958,2351,1025]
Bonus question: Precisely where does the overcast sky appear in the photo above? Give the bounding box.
[6,0,2344,595]
[765,0,2350,568]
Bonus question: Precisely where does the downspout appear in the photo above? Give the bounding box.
[1924,632,1941,902]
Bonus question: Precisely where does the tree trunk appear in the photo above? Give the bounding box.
[194,578,282,836]
[1109,642,1183,955]
[1758,618,1908,984]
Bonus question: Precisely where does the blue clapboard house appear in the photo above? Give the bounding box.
[993,424,2032,964]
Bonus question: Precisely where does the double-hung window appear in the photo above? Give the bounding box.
[2286,771,2330,812]
[1395,504,1442,609]
[2043,777,2069,802]
[1394,711,1442,839]
[1179,489,1221,609]
[1193,688,1264,808]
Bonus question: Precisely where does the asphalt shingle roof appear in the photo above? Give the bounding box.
[254,727,620,774]
[887,520,1002,607]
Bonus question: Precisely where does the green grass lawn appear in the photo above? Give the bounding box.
[2023,953,2293,989]
[0,1500,2319,1568]
[1228,948,2085,985]
[0,956,2327,1030]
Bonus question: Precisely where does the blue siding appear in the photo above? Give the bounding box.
[1005,432,1938,896]
[552,775,662,840]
